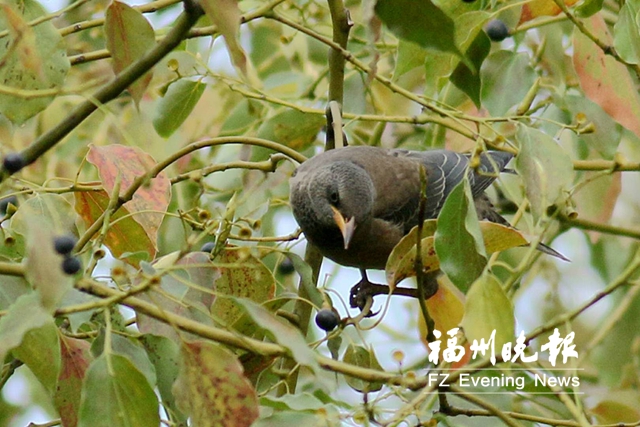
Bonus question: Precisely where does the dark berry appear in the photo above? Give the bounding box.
[277,258,295,275]
[54,234,77,255]
[62,256,82,275]
[485,19,510,42]
[0,195,18,215]
[315,309,339,332]
[201,242,215,253]
[2,153,26,174]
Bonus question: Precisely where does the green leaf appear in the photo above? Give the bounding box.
[233,298,321,376]
[386,220,527,288]
[153,79,206,137]
[140,334,186,423]
[614,0,640,64]
[0,0,69,124]
[253,412,324,427]
[219,99,265,136]
[91,332,157,387]
[592,396,640,423]
[385,220,439,288]
[393,40,427,80]
[515,125,574,221]
[284,252,323,308]
[173,341,259,427]
[137,252,218,340]
[451,31,490,107]
[0,293,53,364]
[423,51,457,97]
[575,0,605,18]
[11,193,76,238]
[23,224,74,310]
[78,354,160,427]
[12,322,61,394]
[211,247,276,327]
[435,176,487,293]
[256,108,324,152]
[461,273,514,351]
[560,94,622,158]
[200,0,256,82]
[104,1,155,106]
[481,51,536,116]
[0,275,30,310]
[260,393,326,411]
[342,344,385,392]
[375,0,462,58]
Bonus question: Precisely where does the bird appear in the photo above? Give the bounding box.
[289,145,566,311]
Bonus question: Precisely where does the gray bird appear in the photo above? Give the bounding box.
[289,146,566,309]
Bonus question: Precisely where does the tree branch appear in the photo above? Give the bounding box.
[326,0,352,106]
[1,2,204,181]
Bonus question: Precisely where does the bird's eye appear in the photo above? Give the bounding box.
[329,191,339,205]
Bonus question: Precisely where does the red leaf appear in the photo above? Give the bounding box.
[54,335,92,427]
[573,15,640,139]
[86,144,171,249]
[174,341,259,427]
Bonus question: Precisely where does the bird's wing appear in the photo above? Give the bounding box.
[395,149,469,219]
[392,149,513,220]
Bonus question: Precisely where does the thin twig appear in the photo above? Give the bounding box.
[526,248,640,343]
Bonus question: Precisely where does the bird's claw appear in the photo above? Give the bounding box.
[349,278,386,317]
[349,272,440,317]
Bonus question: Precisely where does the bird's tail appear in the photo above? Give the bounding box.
[536,242,570,262]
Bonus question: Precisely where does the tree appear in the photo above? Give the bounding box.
[1,0,639,425]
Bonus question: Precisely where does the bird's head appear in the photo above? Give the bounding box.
[291,160,375,250]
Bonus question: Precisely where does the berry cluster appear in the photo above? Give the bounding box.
[54,235,82,275]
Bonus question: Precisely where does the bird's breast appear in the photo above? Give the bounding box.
[304,218,404,270]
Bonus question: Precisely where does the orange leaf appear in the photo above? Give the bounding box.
[573,15,640,139]
[519,0,579,24]
[424,276,465,334]
[74,190,155,265]
[419,277,471,369]
[86,144,170,249]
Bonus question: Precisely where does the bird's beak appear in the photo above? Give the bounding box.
[330,206,356,249]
